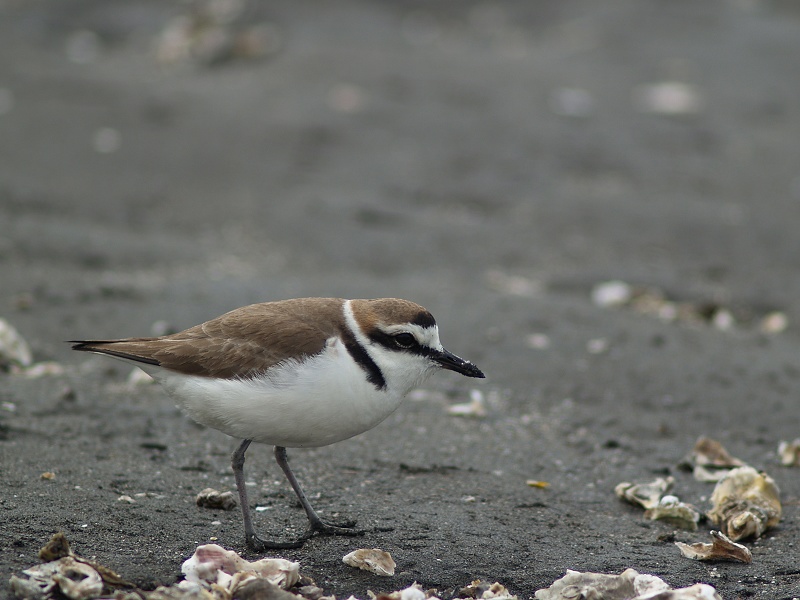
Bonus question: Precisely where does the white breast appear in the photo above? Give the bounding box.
[140,337,410,447]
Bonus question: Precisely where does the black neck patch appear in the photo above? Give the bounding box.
[341,329,386,391]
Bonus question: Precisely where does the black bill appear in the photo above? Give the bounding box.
[432,348,485,378]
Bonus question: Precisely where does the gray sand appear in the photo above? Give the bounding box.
[1,1,799,598]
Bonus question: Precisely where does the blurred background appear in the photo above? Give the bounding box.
[2,1,800,597]
[3,0,800,328]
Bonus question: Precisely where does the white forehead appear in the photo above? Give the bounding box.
[381,323,443,350]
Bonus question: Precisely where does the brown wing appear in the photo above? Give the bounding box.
[71,298,346,379]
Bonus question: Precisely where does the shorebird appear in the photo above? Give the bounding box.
[72,297,485,550]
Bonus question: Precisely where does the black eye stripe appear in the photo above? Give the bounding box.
[369,330,430,354]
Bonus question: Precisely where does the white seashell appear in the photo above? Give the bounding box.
[181,543,299,589]
[708,466,781,541]
[342,548,396,576]
[0,318,33,368]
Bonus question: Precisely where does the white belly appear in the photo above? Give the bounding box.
[141,339,407,447]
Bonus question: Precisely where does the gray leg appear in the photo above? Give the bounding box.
[231,439,306,550]
[274,445,362,536]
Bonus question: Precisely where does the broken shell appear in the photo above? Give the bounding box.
[457,580,517,600]
[633,81,704,115]
[52,558,103,600]
[591,280,633,308]
[692,437,746,468]
[534,568,721,600]
[233,578,299,600]
[688,437,747,481]
[342,548,396,576]
[38,531,73,561]
[196,487,237,510]
[615,477,673,510]
[15,361,66,378]
[0,318,33,368]
[182,544,300,589]
[707,466,781,541]
[374,583,440,600]
[675,530,752,563]
[760,311,788,334]
[447,389,487,417]
[777,438,800,466]
[533,568,668,600]
[526,480,550,489]
[644,495,701,531]
[13,557,103,600]
[645,584,723,600]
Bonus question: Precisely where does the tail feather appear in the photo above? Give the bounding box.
[70,340,161,366]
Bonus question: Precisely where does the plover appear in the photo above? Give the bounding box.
[72,297,485,550]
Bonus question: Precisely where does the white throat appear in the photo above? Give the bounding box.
[343,300,441,396]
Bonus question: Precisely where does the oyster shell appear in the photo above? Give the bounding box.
[342,548,396,576]
[689,437,747,482]
[644,495,701,531]
[675,530,752,563]
[534,568,722,600]
[777,439,800,467]
[195,487,237,510]
[615,477,673,510]
[182,543,300,589]
[707,466,781,541]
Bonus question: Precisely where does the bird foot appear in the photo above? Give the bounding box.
[308,517,364,537]
[246,532,308,551]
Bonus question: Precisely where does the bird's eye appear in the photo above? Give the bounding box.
[393,332,417,349]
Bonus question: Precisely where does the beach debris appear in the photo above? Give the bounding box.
[759,311,789,334]
[591,280,634,308]
[196,487,238,510]
[526,480,550,489]
[777,438,800,466]
[40,471,56,480]
[458,580,517,600]
[9,533,135,599]
[485,269,541,298]
[0,318,68,377]
[633,81,704,115]
[615,477,673,510]
[182,543,300,589]
[342,548,396,577]
[590,282,787,333]
[16,361,66,378]
[525,333,551,350]
[534,569,722,599]
[0,318,33,370]
[155,0,283,66]
[293,577,326,600]
[687,437,748,482]
[382,582,428,600]
[616,478,700,530]
[675,530,752,563]
[586,338,609,354]
[707,466,782,541]
[10,556,103,600]
[644,495,701,531]
[447,389,487,417]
